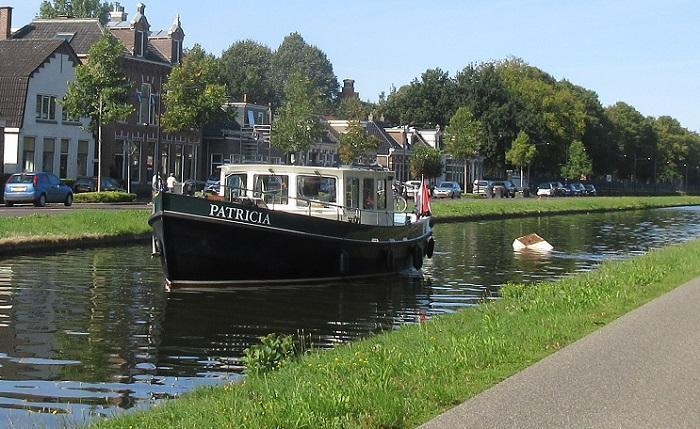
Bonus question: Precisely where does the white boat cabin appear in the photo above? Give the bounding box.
[216,164,409,226]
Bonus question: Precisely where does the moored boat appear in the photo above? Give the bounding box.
[148,164,434,287]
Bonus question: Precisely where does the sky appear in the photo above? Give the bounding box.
[10,0,700,132]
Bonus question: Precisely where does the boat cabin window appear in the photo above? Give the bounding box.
[363,178,375,210]
[377,179,387,210]
[296,175,337,207]
[224,173,247,200]
[253,174,288,204]
[345,177,359,209]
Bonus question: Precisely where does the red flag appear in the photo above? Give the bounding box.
[416,176,432,217]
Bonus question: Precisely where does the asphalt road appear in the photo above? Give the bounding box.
[0,203,151,217]
[419,277,700,429]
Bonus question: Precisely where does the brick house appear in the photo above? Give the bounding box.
[8,2,199,195]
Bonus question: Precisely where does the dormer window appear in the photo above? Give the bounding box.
[135,30,145,57]
[172,39,181,64]
[54,33,75,43]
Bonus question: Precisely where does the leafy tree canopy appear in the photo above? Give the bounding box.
[444,107,487,160]
[161,45,227,133]
[506,131,537,169]
[561,140,592,180]
[410,145,443,179]
[338,121,380,165]
[270,72,327,163]
[62,33,132,133]
[220,40,274,105]
[39,0,111,24]
[271,33,338,110]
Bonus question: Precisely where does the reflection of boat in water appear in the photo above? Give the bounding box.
[149,164,434,287]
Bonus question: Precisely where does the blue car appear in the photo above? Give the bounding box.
[3,172,73,207]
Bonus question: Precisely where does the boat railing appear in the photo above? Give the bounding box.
[212,184,413,226]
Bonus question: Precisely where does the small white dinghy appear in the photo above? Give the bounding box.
[512,233,553,252]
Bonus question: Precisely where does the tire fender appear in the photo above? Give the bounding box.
[412,245,423,270]
[426,238,435,259]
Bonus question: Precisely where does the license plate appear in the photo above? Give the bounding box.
[10,186,26,192]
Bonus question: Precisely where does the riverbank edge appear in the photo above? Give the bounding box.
[87,238,700,429]
[432,201,700,223]
[0,233,151,259]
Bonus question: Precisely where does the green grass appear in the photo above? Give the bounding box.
[0,209,150,246]
[430,195,700,221]
[87,238,700,429]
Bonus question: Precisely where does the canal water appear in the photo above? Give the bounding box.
[1,206,700,427]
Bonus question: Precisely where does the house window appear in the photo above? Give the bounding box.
[36,95,57,121]
[210,153,223,176]
[59,139,69,178]
[129,141,141,183]
[172,39,181,64]
[160,144,169,176]
[135,30,145,57]
[114,139,125,180]
[23,137,36,172]
[43,138,54,173]
[61,106,80,123]
[77,140,89,176]
[174,144,183,179]
[138,83,152,124]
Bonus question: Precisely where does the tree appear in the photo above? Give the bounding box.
[506,131,537,188]
[63,33,132,191]
[338,122,380,164]
[161,45,226,134]
[605,102,657,180]
[410,145,443,179]
[39,0,111,24]
[270,72,326,164]
[220,40,274,105]
[271,33,338,110]
[561,140,592,180]
[444,107,487,187]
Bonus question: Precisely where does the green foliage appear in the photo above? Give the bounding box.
[506,131,537,169]
[605,102,657,180]
[62,33,133,134]
[561,141,593,180]
[338,121,381,164]
[220,39,274,105]
[270,72,327,163]
[271,33,338,110]
[242,333,297,375]
[336,97,372,121]
[410,145,443,179]
[161,45,226,133]
[444,107,487,160]
[39,0,111,23]
[74,192,136,203]
[380,68,456,127]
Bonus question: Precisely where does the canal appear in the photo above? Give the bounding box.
[2,206,700,427]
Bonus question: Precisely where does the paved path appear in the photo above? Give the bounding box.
[419,277,700,429]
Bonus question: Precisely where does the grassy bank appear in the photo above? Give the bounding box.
[89,238,700,429]
[430,195,700,221]
[0,209,150,251]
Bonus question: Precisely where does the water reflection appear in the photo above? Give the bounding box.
[0,206,699,427]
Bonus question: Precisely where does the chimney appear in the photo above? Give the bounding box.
[110,2,127,22]
[0,6,12,41]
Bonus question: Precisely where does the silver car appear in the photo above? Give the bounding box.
[434,181,462,199]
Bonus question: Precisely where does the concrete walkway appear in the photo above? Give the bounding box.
[419,277,700,429]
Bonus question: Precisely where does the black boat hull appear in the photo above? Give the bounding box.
[149,193,433,286]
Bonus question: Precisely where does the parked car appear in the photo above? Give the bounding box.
[583,183,597,196]
[490,180,517,198]
[73,176,126,193]
[568,182,586,196]
[433,181,462,199]
[472,180,491,196]
[537,182,558,197]
[3,172,73,207]
[404,180,422,199]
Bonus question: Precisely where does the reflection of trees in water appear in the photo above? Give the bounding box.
[0,247,166,384]
[157,276,429,376]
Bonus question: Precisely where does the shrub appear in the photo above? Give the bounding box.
[242,332,311,375]
[74,192,136,203]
